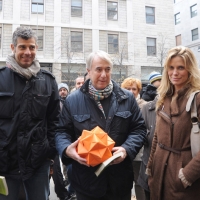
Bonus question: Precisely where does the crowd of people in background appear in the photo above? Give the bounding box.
[1,26,200,200]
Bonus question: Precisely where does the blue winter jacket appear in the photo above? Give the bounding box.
[55,80,146,198]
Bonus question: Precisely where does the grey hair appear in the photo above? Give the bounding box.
[12,26,38,47]
[86,50,113,70]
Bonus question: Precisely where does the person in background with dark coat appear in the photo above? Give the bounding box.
[137,96,157,200]
[58,83,69,109]
[55,50,146,200]
[58,83,70,187]
[49,83,72,200]
[121,77,146,200]
[141,71,162,101]
[0,26,60,200]
[58,82,77,200]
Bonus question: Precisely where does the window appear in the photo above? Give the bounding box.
[145,6,155,24]
[191,28,199,41]
[71,0,82,17]
[0,0,2,11]
[32,0,44,13]
[71,31,82,52]
[107,1,118,20]
[175,35,181,46]
[40,63,52,72]
[190,4,197,18]
[108,34,118,53]
[147,38,156,56]
[175,13,180,25]
[33,29,43,50]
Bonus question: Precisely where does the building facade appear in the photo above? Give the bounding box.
[0,0,175,87]
[174,0,200,66]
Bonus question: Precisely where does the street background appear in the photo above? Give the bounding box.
[49,178,136,200]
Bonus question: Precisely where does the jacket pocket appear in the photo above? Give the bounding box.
[0,92,14,118]
[115,111,132,118]
[30,127,49,169]
[0,149,8,172]
[112,111,132,134]
[32,95,50,119]
[73,114,90,122]
[73,114,91,131]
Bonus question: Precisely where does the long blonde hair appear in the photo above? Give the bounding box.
[156,46,200,110]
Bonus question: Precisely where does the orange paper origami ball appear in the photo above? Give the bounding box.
[77,126,115,166]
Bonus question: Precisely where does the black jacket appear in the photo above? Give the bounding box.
[141,84,157,101]
[55,80,146,198]
[0,67,60,180]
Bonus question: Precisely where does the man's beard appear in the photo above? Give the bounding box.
[60,96,66,103]
[60,95,67,99]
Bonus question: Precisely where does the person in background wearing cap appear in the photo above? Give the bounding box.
[57,85,70,188]
[141,71,162,101]
[58,83,69,109]
[49,83,72,200]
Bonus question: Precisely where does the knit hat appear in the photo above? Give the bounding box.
[58,83,69,92]
[149,71,162,84]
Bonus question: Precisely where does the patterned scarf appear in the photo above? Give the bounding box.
[89,80,113,119]
[6,54,40,79]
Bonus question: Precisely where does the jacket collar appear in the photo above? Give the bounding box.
[80,79,128,103]
[170,85,190,116]
[11,68,43,81]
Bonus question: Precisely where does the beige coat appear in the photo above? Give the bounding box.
[147,87,200,200]
[137,97,147,110]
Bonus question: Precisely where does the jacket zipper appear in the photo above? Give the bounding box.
[159,110,174,150]
[159,110,171,121]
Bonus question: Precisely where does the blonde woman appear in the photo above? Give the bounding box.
[121,77,146,200]
[146,46,200,200]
